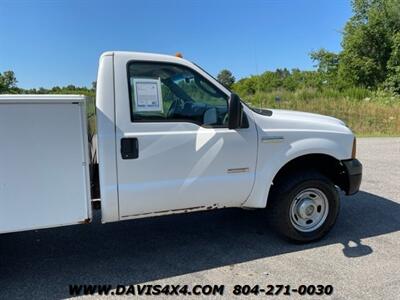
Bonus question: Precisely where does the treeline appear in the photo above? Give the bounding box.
[21,85,95,97]
[0,72,95,97]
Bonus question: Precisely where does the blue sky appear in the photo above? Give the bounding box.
[0,0,352,89]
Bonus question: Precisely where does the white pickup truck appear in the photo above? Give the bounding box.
[0,51,362,242]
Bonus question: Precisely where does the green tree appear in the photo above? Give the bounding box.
[0,70,17,93]
[384,32,400,93]
[310,49,340,87]
[233,76,258,95]
[217,69,235,89]
[338,0,400,90]
[310,49,339,74]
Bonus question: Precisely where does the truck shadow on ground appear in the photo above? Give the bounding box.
[0,191,399,299]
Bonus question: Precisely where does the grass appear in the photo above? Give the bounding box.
[240,88,400,136]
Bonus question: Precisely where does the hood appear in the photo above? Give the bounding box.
[271,109,346,126]
[251,108,352,134]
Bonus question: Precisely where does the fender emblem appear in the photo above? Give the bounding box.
[227,167,250,174]
[261,136,284,143]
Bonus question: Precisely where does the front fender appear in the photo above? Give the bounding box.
[242,132,353,208]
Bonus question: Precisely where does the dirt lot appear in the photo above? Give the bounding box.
[0,138,399,299]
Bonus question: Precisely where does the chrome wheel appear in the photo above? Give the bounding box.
[289,188,329,232]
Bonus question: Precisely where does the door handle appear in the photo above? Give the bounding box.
[121,138,139,159]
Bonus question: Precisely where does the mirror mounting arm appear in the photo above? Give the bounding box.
[228,93,243,129]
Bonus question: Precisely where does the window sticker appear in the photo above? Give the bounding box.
[132,78,163,112]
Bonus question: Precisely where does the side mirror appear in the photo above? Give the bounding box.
[228,93,242,129]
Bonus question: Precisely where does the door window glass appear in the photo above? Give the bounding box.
[127,62,229,127]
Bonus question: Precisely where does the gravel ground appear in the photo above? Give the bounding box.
[0,137,399,299]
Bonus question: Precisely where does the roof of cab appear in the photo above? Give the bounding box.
[101,51,192,65]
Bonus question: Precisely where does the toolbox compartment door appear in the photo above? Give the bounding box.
[0,97,91,234]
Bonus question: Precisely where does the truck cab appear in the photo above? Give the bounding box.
[96,51,362,242]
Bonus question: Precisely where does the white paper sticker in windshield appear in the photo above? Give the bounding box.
[133,78,163,112]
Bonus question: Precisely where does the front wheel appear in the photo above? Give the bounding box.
[269,171,340,243]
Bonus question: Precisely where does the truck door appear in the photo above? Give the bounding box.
[114,60,257,219]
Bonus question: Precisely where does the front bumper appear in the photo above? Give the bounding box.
[341,159,362,195]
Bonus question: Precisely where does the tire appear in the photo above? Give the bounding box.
[268,170,340,243]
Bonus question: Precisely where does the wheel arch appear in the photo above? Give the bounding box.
[265,153,348,207]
